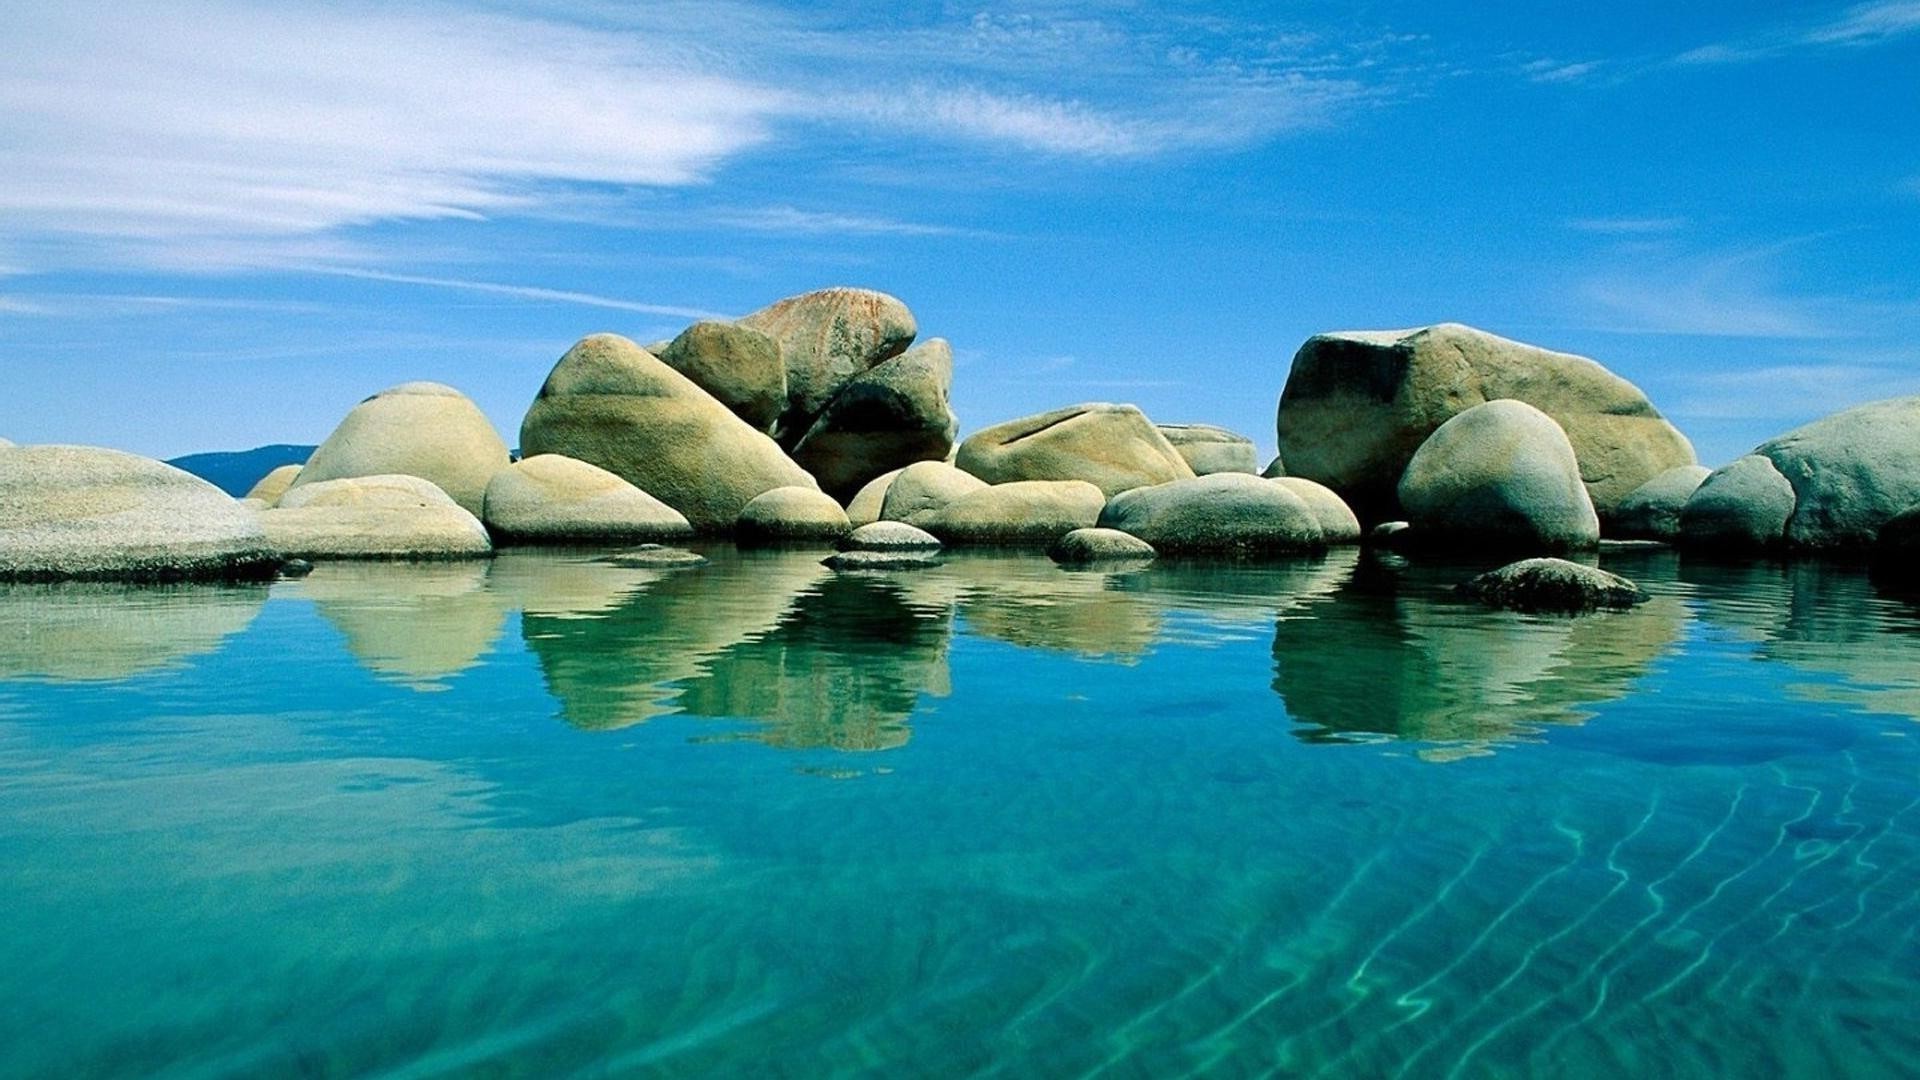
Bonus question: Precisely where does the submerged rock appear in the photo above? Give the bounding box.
[821,550,942,572]
[244,463,303,507]
[482,454,692,544]
[840,521,942,552]
[736,486,853,544]
[655,320,786,432]
[1275,323,1695,521]
[287,381,509,516]
[1459,558,1644,613]
[261,475,493,560]
[1611,465,1711,541]
[601,544,708,569]
[956,403,1194,496]
[923,480,1106,546]
[1398,400,1600,552]
[790,338,958,501]
[0,445,280,582]
[1157,423,1259,475]
[519,333,819,532]
[1049,527,1157,565]
[1098,473,1324,556]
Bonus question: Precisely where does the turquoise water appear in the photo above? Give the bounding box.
[3,547,1919,1078]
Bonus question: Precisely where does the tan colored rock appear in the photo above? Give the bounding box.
[1099,474,1324,555]
[1157,424,1259,475]
[286,381,509,516]
[840,521,941,552]
[736,486,852,544]
[0,445,279,581]
[880,461,990,526]
[791,338,958,501]
[1397,399,1600,552]
[923,480,1106,546]
[1270,477,1362,543]
[845,467,904,526]
[482,454,692,544]
[518,334,819,532]
[656,320,786,431]
[1049,527,1157,564]
[1275,324,1695,520]
[736,287,917,439]
[261,475,492,560]
[244,463,303,506]
[956,403,1194,496]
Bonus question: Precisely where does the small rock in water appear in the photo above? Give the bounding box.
[1367,521,1413,549]
[1049,527,1156,565]
[839,521,942,552]
[278,558,315,579]
[1459,558,1643,613]
[821,550,940,572]
[602,544,707,569]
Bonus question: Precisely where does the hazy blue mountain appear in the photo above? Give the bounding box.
[168,445,316,496]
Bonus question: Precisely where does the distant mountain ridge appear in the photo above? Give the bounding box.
[168,444,317,496]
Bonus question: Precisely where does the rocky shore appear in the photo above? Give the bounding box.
[4,286,1918,582]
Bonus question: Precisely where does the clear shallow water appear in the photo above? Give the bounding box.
[3,547,1919,1078]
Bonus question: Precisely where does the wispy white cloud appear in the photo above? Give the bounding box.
[291,268,726,319]
[705,206,979,238]
[1522,58,1602,84]
[1676,1,1920,64]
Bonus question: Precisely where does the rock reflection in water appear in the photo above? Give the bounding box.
[935,554,1163,659]
[288,562,507,691]
[0,581,266,681]
[1273,554,1687,759]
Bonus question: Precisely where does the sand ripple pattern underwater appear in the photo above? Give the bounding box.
[2,548,1918,1078]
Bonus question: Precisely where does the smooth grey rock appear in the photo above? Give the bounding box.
[737,287,917,441]
[1753,396,1920,551]
[880,461,989,526]
[244,463,303,507]
[1398,400,1600,552]
[956,403,1195,497]
[845,467,904,527]
[287,381,509,516]
[1678,454,1795,552]
[0,445,280,582]
[839,521,941,552]
[924,480,1106,546]
[482,454,692,544]
[656,320,786,432]
[1270,477,1362,544]
[736,486,852,544]
[1459,558,1644,613]
[259,475,493,560]
[1611,465,1712,541]
[821,550,942,572]
[1049,527,1157,565]
[519,334,819,532]
[1098,473,1324,556]
[791,338,958,501]
[1157,424,1259,475]
[1276,324,1695,521]
[601,545,708,569]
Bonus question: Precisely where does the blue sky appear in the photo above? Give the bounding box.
[2,0,1916,467]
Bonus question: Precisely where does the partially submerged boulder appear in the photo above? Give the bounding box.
[822,550,941,572]
[655,320,786,432]
[840,521,941,552]
[737,287,917,440]
[287,381,509,516]
[1049,527,1157,565]
[1275,323,1695,520]
[1459,558,1644,613]
[736,486,852,544]
[1397,400,1600,552]
[601,545,708,569]
[879,461,989,526]
[956,403,1194,496]
[519,334,819,532]
[1611,465,1711,541]
[790,338,958,501]
[482,454,692,544]
[1270,477,1362,544]
[0,445,280,582]
[923,480,1106,546]
[1678,455,1797,553]
[261,475,492,560]
[244,463,303,507]
[1157,424,1259,475]
[1098,473,1324,556]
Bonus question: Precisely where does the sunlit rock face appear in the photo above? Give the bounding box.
[1276,324,1695,523]
[482,454,691,545]
[956,403,1193,497]
[1396,400,1601,554]
[1156,423,1259,476]
[286,382,509,517]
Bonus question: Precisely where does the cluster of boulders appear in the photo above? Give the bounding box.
[6,294,1919,583]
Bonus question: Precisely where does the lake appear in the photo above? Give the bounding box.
[2,546,1917,1077]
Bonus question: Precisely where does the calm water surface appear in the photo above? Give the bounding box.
[3,546,1919,1078]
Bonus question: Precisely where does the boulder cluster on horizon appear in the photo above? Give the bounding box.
[3,286,1919,584]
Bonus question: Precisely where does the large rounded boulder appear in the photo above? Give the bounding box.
[0,445,280,581]
[286,381,509,516]
[1397,399,1600,552]
[482,454,692,544]
[519,334,819,532]
[790,338,958,501]
[955,403,1195,496]
[879,461,990,526]
[1747,397,1920,552]
[736,287,918,441]
[1611,465,1711,541]
[655,320,786,432]
[244,463,304,507]
[1270,477,1362,544]
[1275,324,1695,521]
[923,480,1106,546]
[1678,455,1796,552]
[736,486,852,545]
[1098,473,1325,556]
[261,475,492,560]
[1157,424,1259,475]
